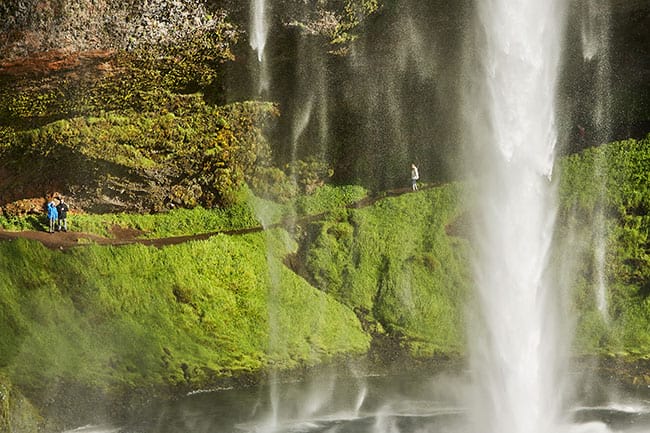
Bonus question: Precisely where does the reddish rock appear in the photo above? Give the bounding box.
[0,48,115,78]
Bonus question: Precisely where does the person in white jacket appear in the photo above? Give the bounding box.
[410,163,419,191]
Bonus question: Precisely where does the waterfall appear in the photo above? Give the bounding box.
[250,0,270,94]
[580,0,612,130]
[594,213,610,323]
[250,0,268,62]
[581,0,612,322]
[465,1,568,433]
[580,0,611,64]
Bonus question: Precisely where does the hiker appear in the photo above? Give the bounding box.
[56,197,69,232]
[46,199,58,233]
[411,163,419,191]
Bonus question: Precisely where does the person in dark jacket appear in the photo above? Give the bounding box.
[56,197,70,232]
[47,199,58,233]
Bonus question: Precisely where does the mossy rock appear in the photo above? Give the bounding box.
[0,100,278,214]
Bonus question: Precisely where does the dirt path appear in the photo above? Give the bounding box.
[0,224,270,250]
[0,229,112,250]
[0,186,426,250]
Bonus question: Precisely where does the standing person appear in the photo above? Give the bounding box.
[46,199,58,233]
[56,196,69,232]
[410,163,419,191]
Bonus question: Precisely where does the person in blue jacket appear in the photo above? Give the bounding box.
[47,199,58,233]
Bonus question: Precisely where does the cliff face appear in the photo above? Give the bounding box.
[0,0,379,60]
[0,1,235,213]
[0,0,379,214]
[0,0,232,60]
[559,0,650,150]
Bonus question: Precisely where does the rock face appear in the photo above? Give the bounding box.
[0,1,255,215]
[0,49,114,79]
[0,0,228,61]
[0,0,375,214]
[0,376,43,433]
[559,0,650,149]
[0,0,374,62]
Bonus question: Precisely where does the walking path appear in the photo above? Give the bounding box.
[0,186,424,250]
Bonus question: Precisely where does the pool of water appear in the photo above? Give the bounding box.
[63,370,650,433]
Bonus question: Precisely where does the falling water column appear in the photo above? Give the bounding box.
[466,2,567,433]
[250,0,270,93]
[581,0,613,322]
[250,0,268,61]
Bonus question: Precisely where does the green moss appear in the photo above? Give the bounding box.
[294,184,367,215]
[0,233,369,393]
[70,200,261,238]
[303,183,471,355]
[1,99,278,211]
[558,134,650,355]
[330,0,381,52]
[0,27,237,125]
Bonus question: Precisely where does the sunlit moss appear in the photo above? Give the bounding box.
[0,232,369,393]
[558,134,650,355]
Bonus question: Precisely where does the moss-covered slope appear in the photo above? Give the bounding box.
[558,134,650,355]
[0,98,278,214]
[298,183,471,356]
[0,231,369,396]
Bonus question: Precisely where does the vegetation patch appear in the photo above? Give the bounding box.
[299,183,471,357]
[558,134,650,355]
[0,99,278,214]
[0,232,369,396]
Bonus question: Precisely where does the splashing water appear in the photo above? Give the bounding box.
[465,1,570,433]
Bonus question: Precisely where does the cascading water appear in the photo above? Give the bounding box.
[250,0,270,94]
[580,0,613,323]
[250,0,268,62]
[581,0,611,137]
[593,212,610,323]
[465,1,568,433]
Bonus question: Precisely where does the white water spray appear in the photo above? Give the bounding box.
[580,0,610,63]
[466,2,568,433]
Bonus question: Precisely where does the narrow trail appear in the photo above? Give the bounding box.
[0,186,424,250]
